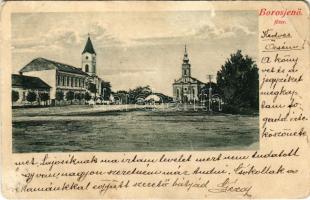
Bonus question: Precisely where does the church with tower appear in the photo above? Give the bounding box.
[81,35,103,97]
[16,35,105,105]
[82,35,97,76]
[172,46,206,103]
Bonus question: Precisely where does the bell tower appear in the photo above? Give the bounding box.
[182,45,191,78]
[82,34,96,76]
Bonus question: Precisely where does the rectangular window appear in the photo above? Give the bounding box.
[67,76,69,86]
[71,77,74,87]
[22,91,26,101]
[56,75,59,86]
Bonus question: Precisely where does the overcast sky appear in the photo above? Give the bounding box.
[12,11,257,95]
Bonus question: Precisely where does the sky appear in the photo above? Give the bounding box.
[12,11,258,96]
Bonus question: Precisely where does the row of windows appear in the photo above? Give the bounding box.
[56,75,85,88]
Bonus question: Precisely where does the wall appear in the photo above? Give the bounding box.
[22,69,56,99]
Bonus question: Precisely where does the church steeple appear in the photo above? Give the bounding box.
[82,34,96,55]
[182,45,191,77]
[81,34,96,76]
[183,45,189,64]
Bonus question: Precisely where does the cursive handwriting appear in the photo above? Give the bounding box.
[208,178,253,197]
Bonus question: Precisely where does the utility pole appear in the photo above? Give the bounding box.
[102,88,106,103]
[207,74,213,111]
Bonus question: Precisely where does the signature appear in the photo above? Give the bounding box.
[208,178,253,197]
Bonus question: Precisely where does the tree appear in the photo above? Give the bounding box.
[39,92,50,106]
[199,82,219,103]
[114,91,129,104]
[26,91,37,105]
[80,93,85,102]
[101,81,112,101]
[56,90,64,105]
[12,90,19,103]
[75,92,81,104]
[216,50,259,112]
[84,92,91,102]
[88,83,97,98]
[128,85,152,104]
[66,90,75,104]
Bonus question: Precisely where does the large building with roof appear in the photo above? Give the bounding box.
[172,46,206,103]
[19,57,89,101]
[18,35,105,105]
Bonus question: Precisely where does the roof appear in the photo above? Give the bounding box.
[82,36,96,55]
[19,57,89,76]
[173,76,205,85]
[12,74,51,89]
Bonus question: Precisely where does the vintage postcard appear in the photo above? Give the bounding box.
[0,1,309,199]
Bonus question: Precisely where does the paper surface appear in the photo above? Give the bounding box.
[0,1,309,198]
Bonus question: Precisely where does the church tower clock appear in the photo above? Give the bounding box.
[82,34,96,76]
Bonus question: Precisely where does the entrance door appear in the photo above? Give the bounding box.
[183,96,188,103]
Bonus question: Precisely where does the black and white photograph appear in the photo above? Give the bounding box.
[11,11,259,153]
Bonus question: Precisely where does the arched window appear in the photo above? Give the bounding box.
[176,89,180,98]
[85,64,89,72]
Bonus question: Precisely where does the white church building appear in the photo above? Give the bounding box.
[19,35,105,105]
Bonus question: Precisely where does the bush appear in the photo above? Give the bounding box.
[75,92,83,104]
[80,93,85,100]
[66,91,75,104]
[26,91,37,105]
[12,90,19,103]
[56,90,64,105]
[39,92,50,106]
[85,92,91,102]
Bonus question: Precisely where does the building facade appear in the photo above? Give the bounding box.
[12,74,51,105]
[19,57,89,104]
[172,46,206,103]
